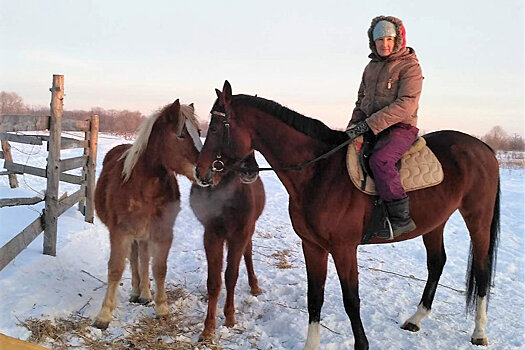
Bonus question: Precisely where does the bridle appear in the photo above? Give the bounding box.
[209,108,352,173]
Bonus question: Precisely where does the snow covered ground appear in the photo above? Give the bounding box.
[0,133,523,349]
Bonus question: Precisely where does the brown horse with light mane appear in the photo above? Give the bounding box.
[195,81,500,350]
[93,100,202,329]
[190,152,265,341]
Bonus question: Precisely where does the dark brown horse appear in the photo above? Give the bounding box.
[190,152,265,341]
[195,81,500,350]
[93,100,202,329]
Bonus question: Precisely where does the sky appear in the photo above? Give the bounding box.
[1,0,524,137]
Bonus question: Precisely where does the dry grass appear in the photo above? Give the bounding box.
[271,249,293,269]
[18,284,223,350]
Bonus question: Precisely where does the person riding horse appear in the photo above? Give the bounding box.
[345,15,423,240]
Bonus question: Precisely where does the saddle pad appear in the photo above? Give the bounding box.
[346,136,444,195]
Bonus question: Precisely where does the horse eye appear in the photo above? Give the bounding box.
[209,125,218,134]
[177,133,186,139]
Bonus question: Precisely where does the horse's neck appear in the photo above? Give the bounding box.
[249,112,331,194]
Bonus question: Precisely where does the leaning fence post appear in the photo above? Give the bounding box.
[44,75,63,256]
[1,140,19,188]
[84,114,98,223]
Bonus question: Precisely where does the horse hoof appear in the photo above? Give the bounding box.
[224,317,236,328]
[471,337,488,346]
[401,321,420,332]
[198,331,214,342]
[251,287,263,296]
[137,297,152,305]
[92,319,109,330]
[155,304,170,318]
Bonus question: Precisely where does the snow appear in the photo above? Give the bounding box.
[0,134,524,349]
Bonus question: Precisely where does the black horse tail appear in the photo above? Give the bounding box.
[465,178,501,313]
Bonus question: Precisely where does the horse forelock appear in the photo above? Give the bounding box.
[121,103,198,182]
[180,104,200,132]
[231,95,347,145]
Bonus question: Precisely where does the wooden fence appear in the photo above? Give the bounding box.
[0,75,99,271]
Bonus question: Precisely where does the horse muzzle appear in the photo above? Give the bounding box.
[195,168,215,187]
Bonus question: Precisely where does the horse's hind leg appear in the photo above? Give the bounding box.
[129,241,141,302]
[137,240,152,304]
[200,231,225,341]
[243,239,262,295]
[151,233,173,318]
[94,234,132,329]
[461,207,496,346]
[402,223,447,332]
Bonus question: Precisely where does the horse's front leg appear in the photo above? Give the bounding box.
[200,231,225,341]
[223,234,249,327]
[302,241,329,350]
[93,234,132,330]
[332,245,369,350]
[151,232,173,318]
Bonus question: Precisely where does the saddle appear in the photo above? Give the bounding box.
[346,135,444,195]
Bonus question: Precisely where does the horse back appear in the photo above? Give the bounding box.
[422,130,499,202]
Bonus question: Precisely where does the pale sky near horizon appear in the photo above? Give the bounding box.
[1,0,524,137]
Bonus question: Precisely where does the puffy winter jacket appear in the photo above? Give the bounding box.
[349,16,423,135]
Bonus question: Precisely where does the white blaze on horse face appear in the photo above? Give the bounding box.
[185,119,203,151]
[472,296,488,342]
[304,322,321,350]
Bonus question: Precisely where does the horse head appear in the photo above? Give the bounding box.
[196,81,254,187]
[122,99,202,183]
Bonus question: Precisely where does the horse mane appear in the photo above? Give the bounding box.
[231,95,348,145]
[121,103,198,182]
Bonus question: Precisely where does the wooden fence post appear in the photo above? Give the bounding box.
[44,75,63,256]
[84,114,98,223]
[1,140,19,188]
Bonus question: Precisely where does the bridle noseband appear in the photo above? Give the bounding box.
[209,108,352,173]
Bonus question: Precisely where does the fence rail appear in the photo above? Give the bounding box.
[0,75,98,271]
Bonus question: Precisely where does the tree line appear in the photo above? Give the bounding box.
[1,91,146,138]
[1,91,523,151]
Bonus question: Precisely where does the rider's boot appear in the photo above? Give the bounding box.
[363,196,416,242]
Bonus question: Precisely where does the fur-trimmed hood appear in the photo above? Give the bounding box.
[368,15,406,57]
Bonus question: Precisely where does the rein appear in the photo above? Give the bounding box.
[210,110,352,173]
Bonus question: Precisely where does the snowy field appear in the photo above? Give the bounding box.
[0,133,523,349]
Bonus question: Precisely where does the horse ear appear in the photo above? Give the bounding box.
[215,88,222,99]
[221,80,232,108]
[168,99,180,121]
[188,103,194,111]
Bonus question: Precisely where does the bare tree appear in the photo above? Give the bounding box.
[482,126,509,151]
[0,91,27,114]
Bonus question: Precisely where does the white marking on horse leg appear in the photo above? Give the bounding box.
[404,303,430,329]
[304,322,320,350]
[471,297,488,343]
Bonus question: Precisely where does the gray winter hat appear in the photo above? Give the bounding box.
[372,20,397,41]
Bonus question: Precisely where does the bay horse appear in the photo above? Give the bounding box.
[189,152,265,341]
[93,100,202,330]
[194,81,500,350]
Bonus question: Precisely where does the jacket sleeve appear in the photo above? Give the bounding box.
[347,72,367,128]
[366,61,423,134]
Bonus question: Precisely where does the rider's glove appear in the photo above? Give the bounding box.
[345,120,370,140]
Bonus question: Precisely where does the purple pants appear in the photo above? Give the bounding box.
[369,124,419,201]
